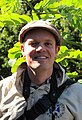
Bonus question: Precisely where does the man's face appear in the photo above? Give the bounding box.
[21,28,60,71]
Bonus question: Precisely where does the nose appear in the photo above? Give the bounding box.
[36,45,46,52]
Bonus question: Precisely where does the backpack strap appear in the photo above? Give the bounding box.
[24,79,76,120]
[50,79,76,104]
[22,69,31,101]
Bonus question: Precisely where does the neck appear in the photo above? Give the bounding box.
[27,67,53,85]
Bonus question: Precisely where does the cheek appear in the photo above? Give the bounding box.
[50,49,58,59]
[24,50,31,58]
[24,47,35,58]
[22,46,30,59]
[53,46,60,57]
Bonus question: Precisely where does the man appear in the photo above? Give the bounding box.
[0,20,82,120]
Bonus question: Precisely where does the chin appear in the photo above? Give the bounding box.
[30,64,42,69]
[30,62,50,70]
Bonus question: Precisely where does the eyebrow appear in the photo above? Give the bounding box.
[45,39,54,42]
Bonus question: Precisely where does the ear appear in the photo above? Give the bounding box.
[56,46,60,54]
[20,44,26,57]
[20,44,24,52]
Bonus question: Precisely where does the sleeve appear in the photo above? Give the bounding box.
[0,74,27,120]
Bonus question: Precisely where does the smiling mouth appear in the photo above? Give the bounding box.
[34,56,48,60]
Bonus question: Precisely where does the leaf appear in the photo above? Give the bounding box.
[0,13,32,26]
[68,49,82,58]
[0,14,14,24]
[55,14,62,19]
[34,0,48,9]
[0,0,20,13]
[66,71,78,78]
[11,57,26,73]
[14,52,22,58]
[14,42,20,47]
[19,15,32,22]
[8,47,20,54]
[32,11,39,20]
[8,42,21,59]
[58,46,68,54]
[0,22,4,27]
[10,13,23,23]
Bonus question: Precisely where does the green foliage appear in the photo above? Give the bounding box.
[8,42,25,73]
[8,42,21,59]
[0,0,20,13]
[0,24,19,79]
[0,0,82,81]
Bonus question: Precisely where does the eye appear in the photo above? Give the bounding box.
[45,42,52,47]
[31,42,39,47]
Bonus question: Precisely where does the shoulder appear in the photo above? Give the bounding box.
[0,72,16,82]
[64,81,82,99]
[0,73,17,89]
[70,82,82,91]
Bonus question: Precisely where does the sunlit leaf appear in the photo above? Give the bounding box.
[58,46,68,54]
[32,11,39,20]
[11,57,26,73]
[66,71,78,78]
[19,15,32,22]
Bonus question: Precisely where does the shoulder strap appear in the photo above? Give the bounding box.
[51,78,76,120]
[51,79,76,104]
[24,79,76,120]
[23,69,31,101]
